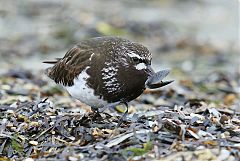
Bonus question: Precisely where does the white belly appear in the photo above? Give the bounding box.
[65,68,108,108]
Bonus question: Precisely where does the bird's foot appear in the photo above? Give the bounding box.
[117,102,129,127]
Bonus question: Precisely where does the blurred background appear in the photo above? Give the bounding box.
[0,0,239,80]
[0,1,239,159]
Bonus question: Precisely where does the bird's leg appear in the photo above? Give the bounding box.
[90,106,102,119]
[117,102,129,127]
[98,105,108,113]
[91,106,99,113]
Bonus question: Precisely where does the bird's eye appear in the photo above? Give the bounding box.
[132,57,146,64]
[132,57,139,62]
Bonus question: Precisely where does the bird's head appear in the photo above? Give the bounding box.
[124,42,153,73]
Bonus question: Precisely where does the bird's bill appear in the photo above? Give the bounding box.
[145,69,173,89]
[146,80,174,89]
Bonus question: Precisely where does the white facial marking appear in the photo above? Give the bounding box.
[65,68,108,108]
[127,51,144,60]
[135,63,147,70]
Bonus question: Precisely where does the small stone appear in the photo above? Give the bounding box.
[181,60,194,72]
[24,158,34,161]
[6,123,14,127]
[6,110,14,114]
[29,141,38,146]
[68,136,75,141]
[220,115,229,124]
[50,115,56,119]
[216,149,230,160]
[1,118,7,124]
[18,96,29,102]
[220,131,230,139]
[30,122,39,127]
[232,118,240,124]
[10,127,17,132]
[209,108,221,118]
[10,102,18,108]
[140,94,156,104]
[68,156,78,161]
[77,153,84,159]
[154,98,169,106]
[1,85,11,90]
[224,94,236,105]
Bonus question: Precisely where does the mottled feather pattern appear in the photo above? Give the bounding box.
[47,46,92,86]
[88,38,151,102]
[44,36,172,105]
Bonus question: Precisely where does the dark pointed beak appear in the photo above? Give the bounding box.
[145,68,174,89]
[146,65,155,76]
[146,80,174,89]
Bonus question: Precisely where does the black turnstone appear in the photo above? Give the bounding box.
[44,36,173,123]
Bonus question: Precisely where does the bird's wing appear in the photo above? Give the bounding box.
[43,44,94,86]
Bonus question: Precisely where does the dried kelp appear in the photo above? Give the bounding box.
[0,69,239,161]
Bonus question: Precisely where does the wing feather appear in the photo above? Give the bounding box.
[45,45,93,86]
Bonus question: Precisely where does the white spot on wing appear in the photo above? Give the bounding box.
[101,61,121,93]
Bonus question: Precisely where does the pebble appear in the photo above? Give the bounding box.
[140,94,156,104]
[6,123,14,127]
[1,85,11,90]
[24,158,34,161]
[30,121,40,127]
[10,102,18,108]
[68,156,78,161]
[6,110,14,114]
[154,98,169,106]
[29,140,38,146]
[220,115,229,124]
[224,94,236,105]
[216,149,230,160]
[1,118,8,124]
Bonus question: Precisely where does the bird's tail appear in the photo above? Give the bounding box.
[44,67,52,78]
[43,58,61,64]
[145,69,174,89]
[43,58,62,78]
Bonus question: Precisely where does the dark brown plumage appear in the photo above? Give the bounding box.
[44,36,173,119]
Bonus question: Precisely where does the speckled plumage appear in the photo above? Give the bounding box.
[44,36,172,109]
